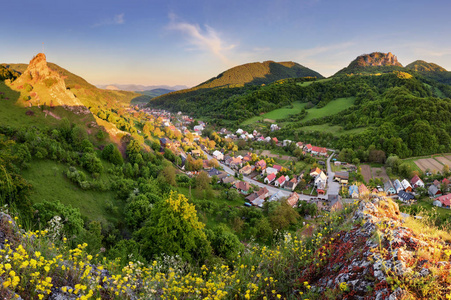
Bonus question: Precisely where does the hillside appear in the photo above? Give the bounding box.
[196,60,324,89]
[0,194,449,299]
[335,52,404,75]
[5,55,141,109]
[405,60,451,85]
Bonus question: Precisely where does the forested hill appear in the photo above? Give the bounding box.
[405,60,451,85]
[196,60,324,89]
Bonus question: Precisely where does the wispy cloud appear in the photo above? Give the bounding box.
[93,13,125,27]
[167,14,236,65]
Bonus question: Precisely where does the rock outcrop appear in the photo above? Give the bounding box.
[299,196,451,299]
[13,53,88,111]
[354,52,403,68]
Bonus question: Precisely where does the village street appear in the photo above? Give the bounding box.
[203,150,328,201]
[325,151,340,197]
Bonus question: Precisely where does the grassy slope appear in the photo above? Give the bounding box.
[21,160,122,225]
[299,124,366,136]
[301,97,355,122]
[296,78,332,87]
[241,102,307,125]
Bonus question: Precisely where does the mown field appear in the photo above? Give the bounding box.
[241,101,306,125]
[301,97,355,122]
[298,124,366,136]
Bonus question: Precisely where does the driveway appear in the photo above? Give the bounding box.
[325,152,340,197]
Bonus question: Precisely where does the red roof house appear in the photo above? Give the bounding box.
[437,194,451,207]
[264,173,276,184]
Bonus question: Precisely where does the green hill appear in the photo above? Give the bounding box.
[139,88,174,97]
[196,60,324,89]
[405,60,451,85]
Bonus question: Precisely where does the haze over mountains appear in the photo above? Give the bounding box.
[96,84,189,92]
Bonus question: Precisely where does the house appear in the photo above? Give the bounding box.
[285,178,298,191]
[359,184,369,195]
[242,153,252,162]
[251,196,266,208]
[235,181,250,194]
[239,165,254,176]
[193,125,204,132]
[311,146,327,156]
[283,140,292,147]
[272,137,278,143]
[160,138,170,148]
[270,124,279,131]
[265,167,279,176]
[328,195,343,211]
[274,175,287,187]
[398,191,415,203]
[310,167,322,177]
[334,171,349,184]
[410,175,424,189]
[314,171,327,189]
[304,144,313,152]
[212,150,224,161]
[264,173,276,184]
[264,136,272,143]
[401,179,413,193]
[296,142,304,148]
[349,185,359,198]
[436,194,451,208]
[393,179,403,194]
[384,180,396,195]
[433,180,441,187]
[217,172,228,180]
[203,160,212,170]
[229,157,242,169]
[208,168,221,177]
[334,161,342,166]
[191,149,201,157]
[222,176,237,185]
[286,192,300,207]
[273,165,283,172]
[236,128,244,135]
[433,200,443,208]
[428,185,442,198]
[255,159,267,171]
[256,187,269,199]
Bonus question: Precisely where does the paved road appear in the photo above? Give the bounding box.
[204,150,322,200]
[325,151,340,197]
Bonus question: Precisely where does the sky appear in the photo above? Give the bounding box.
[1,0,451,87]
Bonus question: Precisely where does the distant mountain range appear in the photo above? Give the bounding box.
[96,84,189,92]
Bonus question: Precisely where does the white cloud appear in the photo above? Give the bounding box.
[93,13,125,27]
[167,14,236,65]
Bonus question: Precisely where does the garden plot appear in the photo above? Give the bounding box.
[435,156,451,167]
[415,158,444,173]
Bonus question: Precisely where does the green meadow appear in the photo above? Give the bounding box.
[241,101,307,125]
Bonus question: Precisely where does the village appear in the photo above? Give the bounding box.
[138,107,451,214]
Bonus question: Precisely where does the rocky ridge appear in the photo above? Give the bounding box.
[12,53,88,111]
[300,196,451,299]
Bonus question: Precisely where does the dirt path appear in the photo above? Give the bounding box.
[360,165,371,182]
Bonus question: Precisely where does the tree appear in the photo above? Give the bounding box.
[208,158,219,168]
[134,192,212,262]
[206,225,243,261]
[195,171,211,191]
[162,164,177,186]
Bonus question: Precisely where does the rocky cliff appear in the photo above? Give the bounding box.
[335,52,405,75]
[12,53,87,109]
[300,196,451,299]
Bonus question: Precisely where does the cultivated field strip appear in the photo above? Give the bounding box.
[435,156,451,167]
[415,158,444,172]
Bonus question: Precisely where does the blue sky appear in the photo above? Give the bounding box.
[1,0,450,87]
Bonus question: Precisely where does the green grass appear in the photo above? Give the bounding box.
[21,160,122,225]
[401,158,423,173]
[296,78,332,87]
[299,123,366,136]
[241,102,307,126]
[301,97,356,122]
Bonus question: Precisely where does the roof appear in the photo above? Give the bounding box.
[230,157,242,165]
[428,184,441,195]
[256,187,269,197]
[401,179,412,190]
[277,175,286,184]
[305,144,312,150]
[310,167,321,175]
[359,184,369,194]
[311,146,327,153]
[235,181,250,191]
[285,181,297,189]
[273,165,282,171]
[398,190,415,201]
[222,176,236,184]
[437,194,451,206]
[286,192,300,207]
[443,178,450,185]
[272,137,278,142]
[266,173,276,181]
[245,193,258,202]
[334,171,349,179]
[208,168,221,176]
[349,185,358,195]
[433,179,441,187]
[256,160,266,167]
[384,180,394,191]
[410,175,422,185]
[212,150,223,156]
[393,179,403,191]
[240,165,253,173]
